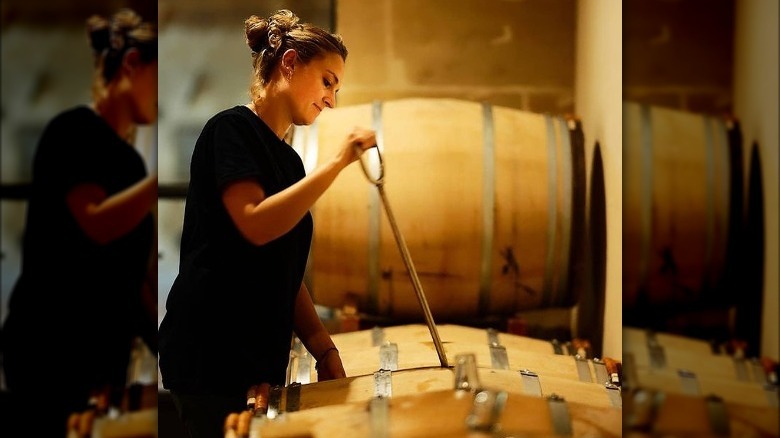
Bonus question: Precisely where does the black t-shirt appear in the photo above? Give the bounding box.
[2,105,154,391]
[158,105,313,396]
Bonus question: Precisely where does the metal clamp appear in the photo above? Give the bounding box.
[286,382,301,412]
[677,369,700,396]
[626,388,664,430]
[266,385,283,420]
[487,328,500,347]
[551,339,564,355]
[605,383,622,409]
[489,343,510,370]
[574,354,593,383]
[374,369,393,398]
[370,396,389,438]
[372,326,385,347]
[519,369,542,397]
[646,331,667,369]
[733,357,749,381]
[466,389,507,432]
[454,353,480,392]
[547,394,573,436]
[379,342,399,371]
[705,395,730,437]
[593,358,609,385]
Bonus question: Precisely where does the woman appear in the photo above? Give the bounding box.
[0,8,158,436]
[158,9,376,438]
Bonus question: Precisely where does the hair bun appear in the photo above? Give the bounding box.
[86,15,111,54]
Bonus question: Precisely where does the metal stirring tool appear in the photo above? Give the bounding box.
[355,144,449,368]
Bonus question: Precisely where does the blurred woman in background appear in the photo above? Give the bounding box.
[0,8,158,436]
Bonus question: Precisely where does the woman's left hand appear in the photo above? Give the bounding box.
[316,349,346,381]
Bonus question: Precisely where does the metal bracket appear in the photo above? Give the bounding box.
[374,369,393,398]
[593,358,609,384]
[266,385,283,420]
[370,396,389,438]
[466,389,507,432]
[489,343,510,370]
[519,369,542,397]
[646,331,667,369]
[704,395,730,437]
[574,355,592,382]
[677,369,701,396]
[487,328,500,346]
[286,382,301,412]
[547,394,573,436]
[626,389,663,429]
[551,339,564,355]
[379,342,398,371]
[454,353,480,392]
[372,326,385,347]
[605,383,622,409]
[733,357,749,381]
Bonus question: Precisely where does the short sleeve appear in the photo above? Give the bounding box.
[211,113,262,191]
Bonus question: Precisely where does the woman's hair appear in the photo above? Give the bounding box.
[86,8,157,86]
[245,9,348,93]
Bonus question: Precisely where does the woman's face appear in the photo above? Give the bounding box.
[287,52,344,126]
[129,59,158,125]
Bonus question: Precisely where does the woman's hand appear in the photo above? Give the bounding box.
[337,127,376,167]
[316,348,346,381]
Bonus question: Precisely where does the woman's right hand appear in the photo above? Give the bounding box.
[337,127,376,167]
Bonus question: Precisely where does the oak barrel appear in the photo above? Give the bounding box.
[293,98,586,318]
[623,102,744,313]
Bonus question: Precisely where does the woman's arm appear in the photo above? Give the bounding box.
[293,283,345,380]
[222,127,375,246]
[66,173,157,245]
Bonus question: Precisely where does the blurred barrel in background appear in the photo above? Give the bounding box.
[622,102,751,325]
[292,98,589,320]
